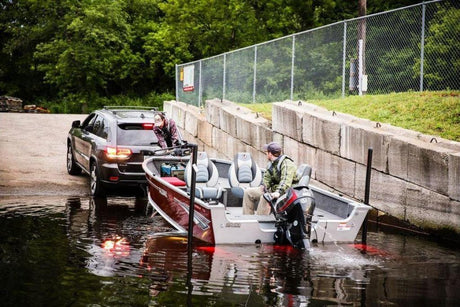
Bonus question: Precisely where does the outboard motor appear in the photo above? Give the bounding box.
[265,186,315,249]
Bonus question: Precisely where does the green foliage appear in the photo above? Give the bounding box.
[39,91,173,114]
[34,0,141,104]
[0,0,446,113]
[422,3,460,91]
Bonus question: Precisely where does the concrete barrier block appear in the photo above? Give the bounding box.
[177,127,187,141]
[340,123,391,173]
[302,112,341,154]
[380,122,460,152]
[211,127,227,152]
[163,101,174,115]
[217,131,244,160]
[272,132,284,146]
[272,103,302,140]
[170,103,186,129]
[197,119,213,146]
[283,137,300,164]
[235,116,253,144]
[256,125,273,151]
[315,150,356,196]
[284,136,316,179]
[355,164,407,218]
[406,182,451,212]
[388,136,409,180]
[205,99,222,128]
[231,137,249,158]
[184,110,199,137]
[220,107,237,137]
[407,142,450,195]
[450,199,460,232]
[192,137,206,151]
[252,149,268,169]
[449,152,460,201]
[405,182,458,232]
[297,143,317,178]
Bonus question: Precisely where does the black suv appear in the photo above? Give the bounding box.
[67,106,162,196]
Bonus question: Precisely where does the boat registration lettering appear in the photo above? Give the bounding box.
[337,222,353,231]
[225,222,241,228]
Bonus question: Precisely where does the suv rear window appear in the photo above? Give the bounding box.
[117,123,159,146]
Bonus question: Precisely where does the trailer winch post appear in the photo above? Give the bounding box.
[362,147,373,244]
[187,144,198,251]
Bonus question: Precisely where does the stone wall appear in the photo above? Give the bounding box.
[164,99,460,234]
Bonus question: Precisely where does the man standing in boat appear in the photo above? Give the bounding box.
[153,113,182,148]
[242,142,298,215]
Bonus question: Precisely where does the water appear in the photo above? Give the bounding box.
[0,196,459,306]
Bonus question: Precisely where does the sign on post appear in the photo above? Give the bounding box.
[183,65,195,92]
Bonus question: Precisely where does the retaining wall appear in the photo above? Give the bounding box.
[164,99,460,234]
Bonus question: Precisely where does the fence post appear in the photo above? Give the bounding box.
[342,21,347,98]
[175,64,179,102]
[290,36,296,101]
[420,3,426,92]
[358,39,363,96]
[253,46,257,103]
[198,60,202,108]
[223,54,227,101]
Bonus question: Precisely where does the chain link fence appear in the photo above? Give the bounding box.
[176,0,459,107]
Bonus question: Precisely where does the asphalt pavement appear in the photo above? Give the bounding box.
[0,112,89,196]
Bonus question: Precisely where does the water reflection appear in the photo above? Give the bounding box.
[65,196,168,278]
[0,195,459,306]
[139,234,380,305]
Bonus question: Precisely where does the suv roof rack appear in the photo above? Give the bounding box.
[103,106,158,111]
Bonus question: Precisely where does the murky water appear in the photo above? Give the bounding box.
[0,196,459,306]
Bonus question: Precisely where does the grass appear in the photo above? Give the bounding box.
[241,91,460,142]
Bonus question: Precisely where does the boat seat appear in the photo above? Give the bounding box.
[227,152,262,199]
[184,152,223,200]
[161,176,186,187]
[295,164,312,187]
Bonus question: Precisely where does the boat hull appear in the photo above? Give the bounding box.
[143,155,371,246]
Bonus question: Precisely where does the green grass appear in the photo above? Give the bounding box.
[241,91,460,142]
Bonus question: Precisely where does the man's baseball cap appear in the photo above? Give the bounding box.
[263,142,282,155]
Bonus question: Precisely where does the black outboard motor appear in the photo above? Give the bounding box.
[265,186,315,249]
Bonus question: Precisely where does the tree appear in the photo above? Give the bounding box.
[422,3,460,90]
[34,0,144,112]
[0,0,65,101]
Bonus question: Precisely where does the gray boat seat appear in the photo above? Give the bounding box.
[185,152,223,200]
[296,164,312,187]
[228,152,262,199]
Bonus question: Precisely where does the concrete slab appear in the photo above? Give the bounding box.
[449,152,460,201]
[340,122,392,173]
[407,142,451,195]
[355,164,407,218]
[272,103,302,140]
[302,112,342,154]
[315,150,356,197]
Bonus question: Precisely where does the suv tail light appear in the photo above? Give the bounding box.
[105,146,132,160]
[142,123,154,130]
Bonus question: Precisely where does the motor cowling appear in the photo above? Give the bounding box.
[272,186,315,249]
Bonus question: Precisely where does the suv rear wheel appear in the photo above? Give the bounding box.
[67,143,81,175]
[90,162,106,197]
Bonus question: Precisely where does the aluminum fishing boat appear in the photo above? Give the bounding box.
[142,149,371,246]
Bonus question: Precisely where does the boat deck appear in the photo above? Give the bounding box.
[225,207,276,222]
[225,204,343,223]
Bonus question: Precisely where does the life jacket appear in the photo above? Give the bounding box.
[267,155,291,175]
